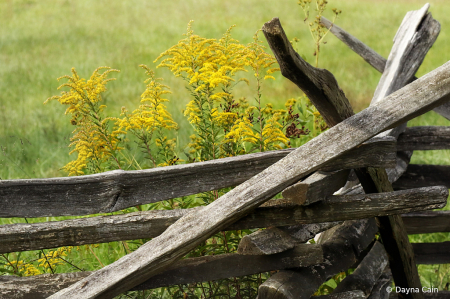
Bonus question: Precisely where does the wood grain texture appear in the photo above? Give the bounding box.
[237,227,297,255]
[393,164,450,190]
[333,242,389,296]
[281,7,435,297]
[390,292,450,299]
[237,222,341,256]
[368,272,392,299]
[352,6,440,298]
[277,222,341,243]
[256,138,392,256]
[0,244,323,299]
[402,211,450,234]
[281,169,350,205]
[397,126,450,151]
[372,5,437,107]
[320,136,397,172]
[321,15,450,121]
[343,151,412,197]
[261,17,433,295]
[1,186,446,254]
[262,17,354,127]
[257,219,378,299]
[315,291,367,299]
[412,242,450,264]
[0,137,396,218]
[47,56,450,298]
[360,167,424,299]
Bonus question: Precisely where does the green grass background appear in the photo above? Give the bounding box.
[1,0,450,294]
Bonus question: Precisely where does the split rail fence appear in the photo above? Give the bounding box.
[1,3,450,299]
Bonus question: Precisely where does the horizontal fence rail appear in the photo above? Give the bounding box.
[0,136,397,218]
[393,164,450,190]
[397,126,450,151]
[402,211,450,234]
[0,187,446,253]
[0,244,323,299]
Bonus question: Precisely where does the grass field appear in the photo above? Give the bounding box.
[1,0,450,296]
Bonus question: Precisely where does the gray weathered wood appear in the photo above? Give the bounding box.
[237,227,297,255]
[344,149,412,196]
[402,211,450,234]
[281,169,350,205]
[321,15,450,121]
[252,138,392,255]
[352,6,440,298]
[268,9,437,298]
[359,167,424,299]
[397,126,450,151]
[321,136,396,172]
[0,136,396,218]
[258,219,378,299]
[48,56,450,298]
[269,10,436,298]
[391,292,450,299]
[372,5,437,107]
[262,18,354,127]
[0,272,90,299]
[319,16,385,74]
[432,103,450,121]
[394,164,450,190]
[368,272,392,299]
[316,291,367,299]
[333,242,389,296]
[236,186,447,256]
[278,222,341,243]
[1,186,446,254]
[412,242,450,264]
[236,222,340,255]
[0,243,323,299]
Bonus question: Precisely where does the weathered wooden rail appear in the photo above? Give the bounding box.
[1,3,450,299]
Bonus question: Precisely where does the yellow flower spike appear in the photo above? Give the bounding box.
[48,66,123,175]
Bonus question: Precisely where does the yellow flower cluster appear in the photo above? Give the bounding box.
[155,22,248,96]
[224,105,289,152]
[45,67,118,122]
[46,67,124,175]
[246,30,280,80]
[118,65,177,133]
[4,246,73,276]
[37,247,73,271]
[118,65,179,167]
[5,260,41,276]
[156,22,286,160]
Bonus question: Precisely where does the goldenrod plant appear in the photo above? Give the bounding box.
[297,0,341,67]
[44,67,124,175]
[117,65,179,168]
[1,246,74,277]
